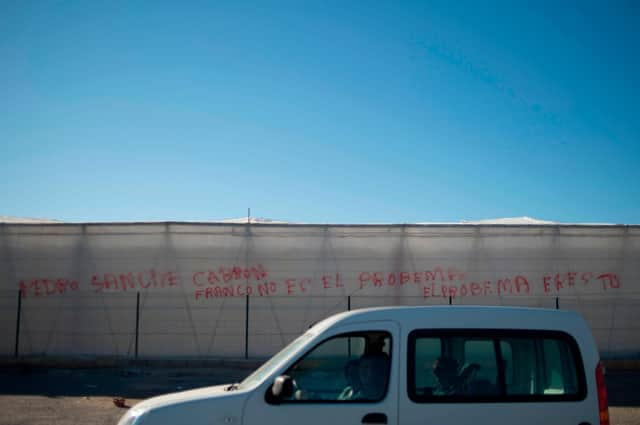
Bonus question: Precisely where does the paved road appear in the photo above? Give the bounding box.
[1,367,638,425]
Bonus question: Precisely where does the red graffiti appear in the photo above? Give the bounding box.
[422,275,530,299]
[218,265,267,282]
[496,276,531,295]
[597,273,621,290]
[195,284,255,299]
[285,278,312,295]
[91,269,179,292]
[359,267,466,289]
[424,281,493,299]
[543,272,578,293]
[543,271,621,293]
[195,280,279,299]
[257,281,278,296]
[17,267,624,301]
[322,273,344,289]
[19,278,79,298]
[192,264,268,287]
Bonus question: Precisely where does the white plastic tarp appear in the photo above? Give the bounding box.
[1,223,638,358]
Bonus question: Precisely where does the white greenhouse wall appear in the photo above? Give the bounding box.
[1,223,638,358]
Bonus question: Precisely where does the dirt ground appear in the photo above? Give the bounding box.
[0,367,638,425]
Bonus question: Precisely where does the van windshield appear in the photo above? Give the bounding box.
[240,332,315,388]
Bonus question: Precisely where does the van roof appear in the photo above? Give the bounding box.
[312,305,588,335]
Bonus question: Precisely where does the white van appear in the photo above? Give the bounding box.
[117,306,609,425]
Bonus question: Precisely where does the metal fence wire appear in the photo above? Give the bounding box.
[4,290,640,360]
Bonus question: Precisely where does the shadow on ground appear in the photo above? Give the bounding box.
[605,370,640,407]
[0,367,252,400]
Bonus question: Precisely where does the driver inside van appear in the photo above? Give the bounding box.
[340,353,390,400]
[338,359,361,400]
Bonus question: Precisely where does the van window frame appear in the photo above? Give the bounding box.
[407,329,587,404]
[269,330,393,404]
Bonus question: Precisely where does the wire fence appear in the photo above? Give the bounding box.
[3,290,639,360]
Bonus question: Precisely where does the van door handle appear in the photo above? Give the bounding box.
[362,413,387,424]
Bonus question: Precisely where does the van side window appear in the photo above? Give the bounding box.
[499,337,580,396]
[408,330,586,403]
[282,331,391,403]
[414,338,441,391]
[462,339,499,394]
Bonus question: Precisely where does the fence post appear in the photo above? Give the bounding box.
[245,294,250,359]
[347,295,351,311]
[449,296,452,305]
[135,292,140,358]
[15,289,22,357]
[555,297,559,310]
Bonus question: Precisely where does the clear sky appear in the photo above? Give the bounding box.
[1,1,639,224]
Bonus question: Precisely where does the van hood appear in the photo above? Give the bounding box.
[117,384,249,425]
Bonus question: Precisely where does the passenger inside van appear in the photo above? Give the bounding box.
[431,357,494,396]
[432,357,463,395]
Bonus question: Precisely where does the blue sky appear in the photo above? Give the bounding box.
[1,1,639,223]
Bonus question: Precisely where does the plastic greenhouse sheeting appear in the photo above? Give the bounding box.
[1,223,638,358]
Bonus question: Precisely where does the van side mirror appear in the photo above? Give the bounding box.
[266,375,294,404]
